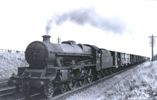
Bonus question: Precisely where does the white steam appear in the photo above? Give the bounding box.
[45,8,125,34]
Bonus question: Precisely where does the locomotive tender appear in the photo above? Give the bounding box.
[10,35,146,98]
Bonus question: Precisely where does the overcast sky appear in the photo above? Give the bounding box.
[0,0,156,57]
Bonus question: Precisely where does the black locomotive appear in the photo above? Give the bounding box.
[10,35,147,98]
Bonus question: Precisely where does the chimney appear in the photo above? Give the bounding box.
[42,35,51,42]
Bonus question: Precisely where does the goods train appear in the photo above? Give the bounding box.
[10,35,147,98]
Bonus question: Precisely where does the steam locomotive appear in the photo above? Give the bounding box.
[10,35,147,98]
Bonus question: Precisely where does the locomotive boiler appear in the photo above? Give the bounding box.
[11,35,113,98]
[26,35,94,68]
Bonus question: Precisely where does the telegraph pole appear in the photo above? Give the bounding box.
[57,37,61,44]
[149,35,156,61]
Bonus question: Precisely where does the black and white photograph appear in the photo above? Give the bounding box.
[0,0,156,100]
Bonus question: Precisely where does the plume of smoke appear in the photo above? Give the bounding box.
[45,19,53,35]
[46,8,125,34]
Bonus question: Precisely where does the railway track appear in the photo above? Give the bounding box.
[0,79,9,88]
[0,86,15,97]
[0,63,144,100]
[0,79,16,97]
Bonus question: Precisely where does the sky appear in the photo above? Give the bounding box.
[0,0,156,57]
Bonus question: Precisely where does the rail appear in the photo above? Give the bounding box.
[0,79,9,88]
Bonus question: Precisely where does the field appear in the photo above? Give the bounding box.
[0,51,27,79]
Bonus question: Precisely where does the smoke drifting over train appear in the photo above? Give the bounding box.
[45,8,125,34]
